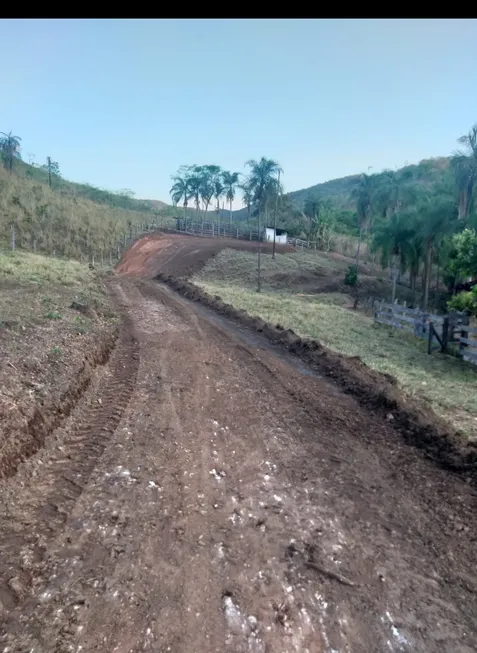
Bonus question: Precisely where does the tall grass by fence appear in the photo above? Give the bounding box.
[374,300,477,366]
[2,214,176,266]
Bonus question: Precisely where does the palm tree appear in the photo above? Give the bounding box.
[196,165,219,229]
[374,169,416,219]
[213,177,224,236]
[452,123,477,220]
[240,181,254,229]
[403,230,424,307]
[170,174,191,224]
[245,158,283,290]
[222,171,240,233]
[0,131,22,172]
[417,195,458,310]
[186,166,204,226]
[200,177,214,222]
[351,173,375,307]
[372,212,414,303]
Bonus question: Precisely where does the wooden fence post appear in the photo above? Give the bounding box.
[428,322,434,354]
[441,316,449,353]
[459,314,470,356]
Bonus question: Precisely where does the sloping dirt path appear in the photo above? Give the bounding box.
[1,276,477,652]
[115,231,294,278]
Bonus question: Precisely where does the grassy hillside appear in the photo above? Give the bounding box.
[194,248,477,439]
[0,165,173,260]
[16,158,169,215]
[286,157,451,209]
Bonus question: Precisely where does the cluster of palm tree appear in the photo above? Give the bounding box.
[170,164,241,230]
[170,158,283,286]
[350,122,477,310]
[171,159,283,227]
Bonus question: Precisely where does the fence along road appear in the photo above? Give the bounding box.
[374,300,477,365]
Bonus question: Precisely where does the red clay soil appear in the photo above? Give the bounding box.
[115,231,294,278]
[158,274,477,482]
[1,234,477,652]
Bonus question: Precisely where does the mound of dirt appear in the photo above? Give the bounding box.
[0,282,119,480]
[157,273,477,483]
[116,231,295,279]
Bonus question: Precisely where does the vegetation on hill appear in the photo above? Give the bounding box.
[172,122,477,311]
[0,130,171,215]
[0,131,175,260]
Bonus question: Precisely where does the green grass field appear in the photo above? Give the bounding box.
[194,248,477,438]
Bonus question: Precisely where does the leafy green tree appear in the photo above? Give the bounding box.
[449,228,477,279]
[0,131,22,172]
[448,286,477,316]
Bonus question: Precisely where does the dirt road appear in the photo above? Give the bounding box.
[115,231,294,278]
[1,246,477,651]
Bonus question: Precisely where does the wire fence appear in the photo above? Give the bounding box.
[2,215,176,266]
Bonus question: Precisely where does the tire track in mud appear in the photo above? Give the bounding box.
[0,316,139,624]
[135,280,225,651]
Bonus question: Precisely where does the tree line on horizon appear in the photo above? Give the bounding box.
[2,124,476,315]
[171,123,477,312]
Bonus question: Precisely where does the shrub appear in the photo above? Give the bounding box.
[448,286,477,316]
[344,264,358,287]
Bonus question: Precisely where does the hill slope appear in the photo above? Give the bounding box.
[15,158,169,215]
[229,156,452,222]
[287,156,451,209]
[0,165,172,260]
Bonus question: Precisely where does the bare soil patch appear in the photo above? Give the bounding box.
[2,277,476,652]
[158,273,477,482]
[1,240,476,652]
[116,231,294,279]
[0,255,119,479]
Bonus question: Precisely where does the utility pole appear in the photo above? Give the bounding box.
[47,156,52,189]
[257,206,262,293]
[272,169,281,259]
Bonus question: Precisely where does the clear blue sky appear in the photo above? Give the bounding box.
[1,19,476,206]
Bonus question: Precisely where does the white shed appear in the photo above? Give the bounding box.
[264,227,287,244]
